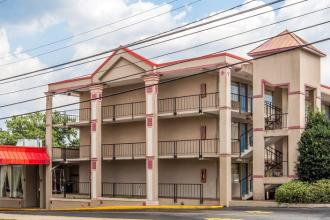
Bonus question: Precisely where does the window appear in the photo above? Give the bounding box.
[232,164,240,183]
[265,90,273,104]
[0,165,23,198]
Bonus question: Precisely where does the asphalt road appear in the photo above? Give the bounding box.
[1,207,330,220]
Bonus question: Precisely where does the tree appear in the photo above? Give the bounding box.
[297,111,330,181]
[0,112,79,147]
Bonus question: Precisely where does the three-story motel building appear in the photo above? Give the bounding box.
[37,30,330,209]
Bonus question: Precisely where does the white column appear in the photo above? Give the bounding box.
[218,68,232,207]
[143,74,159,205]
[44,92,54,209]
[90,85,103,200]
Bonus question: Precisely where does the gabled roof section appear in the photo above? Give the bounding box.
[248,30,326,57]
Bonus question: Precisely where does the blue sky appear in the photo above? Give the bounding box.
[0,0,329,124]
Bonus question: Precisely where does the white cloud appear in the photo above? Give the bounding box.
[0,0,330,124]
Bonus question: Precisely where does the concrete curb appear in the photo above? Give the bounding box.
[0,205,224,212]
[229,200,330,208]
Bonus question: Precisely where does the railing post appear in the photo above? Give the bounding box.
[173,98,177,115]
[131,143,134,159]
[131,183,134,198]
[199,139,202,159]
[131,103,134,120]
[200,184,203,204]
[113,183,116,197]
[112,105,116,122]
[174,184,177,203]
[174,141,177,159]
[112,144,116,160]
[199,94,202,113]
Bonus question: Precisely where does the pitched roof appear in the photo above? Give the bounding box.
[248,30,326,57]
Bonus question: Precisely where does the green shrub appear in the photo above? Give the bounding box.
[297,111,330,181]
[275,179,330,203]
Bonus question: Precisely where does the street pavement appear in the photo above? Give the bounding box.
[0,207,329,220]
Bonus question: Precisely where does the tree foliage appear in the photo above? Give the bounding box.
[0,112,79,147]
[297,111,330,181]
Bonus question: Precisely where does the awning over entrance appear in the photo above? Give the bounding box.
[0,146,50,165]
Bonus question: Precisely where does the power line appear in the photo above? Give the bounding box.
[0,0,288,84]
[0,0,257,61]
[0,35,328,121]
[0,0,318,97]
[0,0,202,67]
[0,20,328,109]
[0,0,182,60]
[0,0,282,68]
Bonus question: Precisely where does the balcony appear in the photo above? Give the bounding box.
[158,139,219,159]
[102,142,146,160]
[52,181,91,199]
[52,145,91,161]
[52,108,91,127]
[101,182,204,204]
[102,101,146,123]
[158,92,218,117]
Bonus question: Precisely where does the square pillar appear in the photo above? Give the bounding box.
[143,74,159,205]
[218,68,231,207]
[287,93,304,178]
[90,85,103,200]
[252,90,265,200]
[44,92,54,209]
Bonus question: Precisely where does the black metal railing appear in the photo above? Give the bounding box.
[231,93,253,113]
[102,101,146,121]
[52,181,91,199]
[265,145,287,177]
[159,183,204,204]
[53,108,91,124]
[101,182,204,204]
[102,182,146,198]
[158,139,218,158]
[102,142,146,159]
[52,145,91,160]
[158,92,218,114]
[264,102,287,130]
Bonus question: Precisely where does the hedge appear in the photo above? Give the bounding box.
[275,179,330,203]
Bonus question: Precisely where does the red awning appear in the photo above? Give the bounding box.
[0,146,50,165]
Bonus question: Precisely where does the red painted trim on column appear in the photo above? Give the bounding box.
[288,91,305,95]
[253,128,264,132]
[253,175,264,178]
[288,125,305,129]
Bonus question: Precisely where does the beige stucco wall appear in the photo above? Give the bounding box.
[159,116,218,140]
[102,121,145,143]
[158,74,218,99]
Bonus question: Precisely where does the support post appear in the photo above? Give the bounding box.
[218,68,232,207]
[143,74,159,205]
[90,85,103,203]
[44,92,54,209]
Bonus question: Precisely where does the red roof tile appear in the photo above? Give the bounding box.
[248,30,326,57]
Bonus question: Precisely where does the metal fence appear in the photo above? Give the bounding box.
[101,182,204,204]
[158,92,218,114]
[102,142,146,159]
[102,101,146,121]
[52,145,91,160]
[53,108,91,124]
[52,181,91,199]
[158,139,218,158]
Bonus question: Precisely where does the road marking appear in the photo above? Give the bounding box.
[206,218,242,220]
[245,210,272,214]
